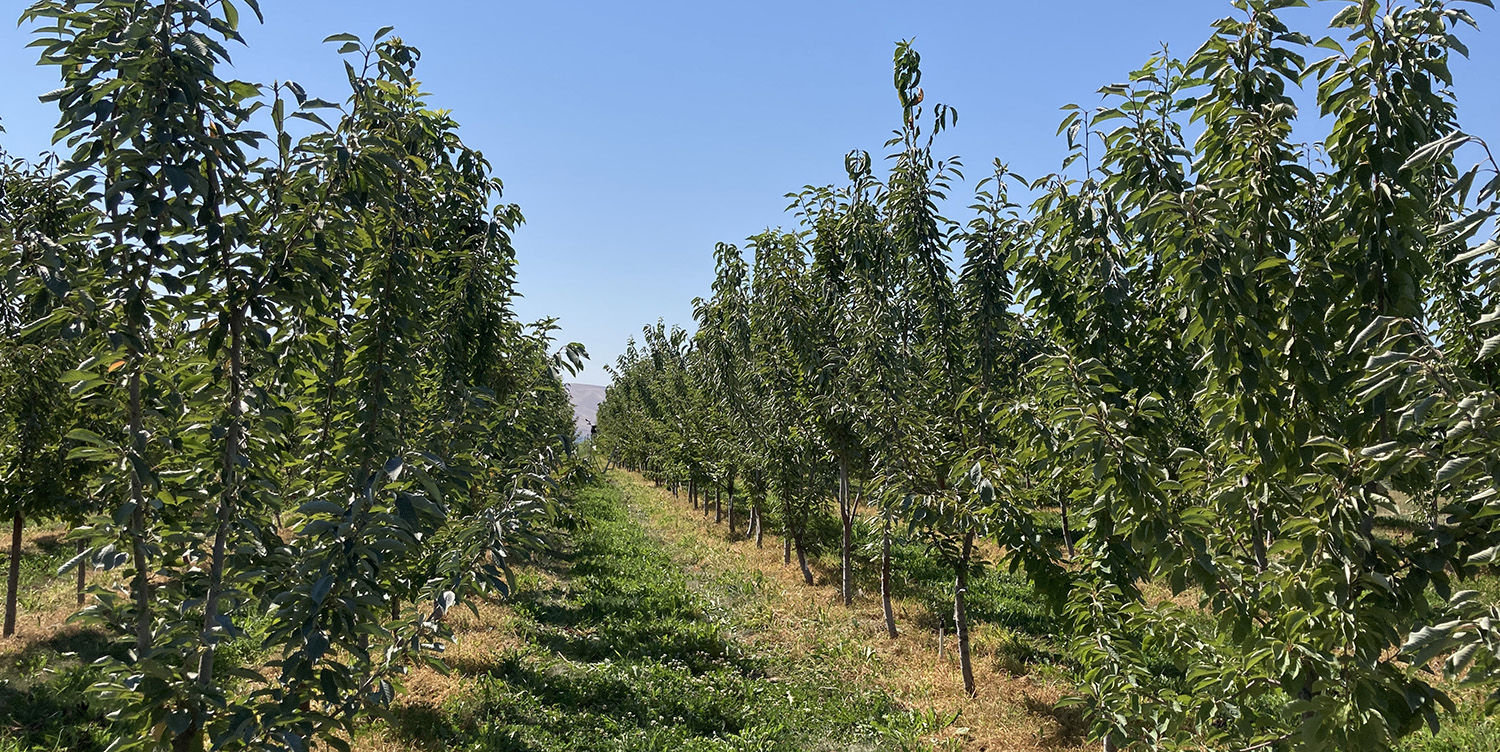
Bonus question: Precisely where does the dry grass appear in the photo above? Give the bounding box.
[349,581,545,751]
[0,523,102,664]
[616,472,1087,752]
[4,484,1089,752]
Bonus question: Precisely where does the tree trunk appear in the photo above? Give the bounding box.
[76,540,87,607]
[1251,494,1269,572]
[838,455,853,606]
[794,534,814,585]
[726,473,735,539]
[754,503,763,548]
[128,368,152,653]
[1058,486,1075,558]
[882,515,897,638]
[783,526,792,565]
[714,486,722,524]
[4,510,21,638]
[200,251,244,687]
[955,531,976,697]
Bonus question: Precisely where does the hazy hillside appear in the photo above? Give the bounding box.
[566,383,606,438]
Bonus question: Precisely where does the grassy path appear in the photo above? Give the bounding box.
[5,475,1496,751]
[609,473,1500,752]
[370,474,955,752]
[612,472,1083,752]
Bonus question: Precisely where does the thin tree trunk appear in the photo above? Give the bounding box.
[783,526,792,565]
[714,485,722,524]
[838,455,853,606]
[200,217,244,687]
[726,473,735,540]
[689,478,696,510]
[4,510,21,638]
[128,367,152,653]
[955,531,976,697]
[1251,493,1269,572]
[308,296,346,500]
[794,534,814,585]
[882,515,897,638]
[1058,486,1075,558]
[76,540,87,606]
[754,502,763,548]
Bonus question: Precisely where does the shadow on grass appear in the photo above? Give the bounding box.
[1024,692,1088,750]
[383,702,458,752]
[380,482,898,752]
[499,513,769,678]
[0,624,120,751]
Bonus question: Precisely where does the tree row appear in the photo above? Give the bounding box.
[1,2,585,750]
[595,2,1500,750]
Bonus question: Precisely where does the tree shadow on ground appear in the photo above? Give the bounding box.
[1024,692,1088,750]
[0,626,117,752]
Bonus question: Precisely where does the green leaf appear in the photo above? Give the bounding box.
[1252,257,1290,273]
[1436,456,1479,485]
[56,548,92,576]
[296,500,346,517]
[1479,335,1500,362]
[310,575,334,605]
[65,428,111,446]
[1468,546,1500,565]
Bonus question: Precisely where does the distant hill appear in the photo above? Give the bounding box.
[566,383,606,439]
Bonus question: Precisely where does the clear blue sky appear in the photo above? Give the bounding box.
[3,1,1497,385]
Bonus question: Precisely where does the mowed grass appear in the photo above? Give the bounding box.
[624,475,1085,751]
[658,476,1500,752]
[368,477,949,752]
[3,476,1496,752]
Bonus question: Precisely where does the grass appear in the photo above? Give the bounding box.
[365,476,955,752]
[0,523,120,752]
[674,475,1500,751]
[1395,696,1500,752]
[3,477,1496,751]
[627,475,1086,751]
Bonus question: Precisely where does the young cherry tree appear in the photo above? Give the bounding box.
[748,229,824,582]
[783,148,878,604]
[693,242,754,540]
[16,3,584,748]
[0,152,94,639]
[594,0,1500,744]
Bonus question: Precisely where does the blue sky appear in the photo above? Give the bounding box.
[3,1,1497,385]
